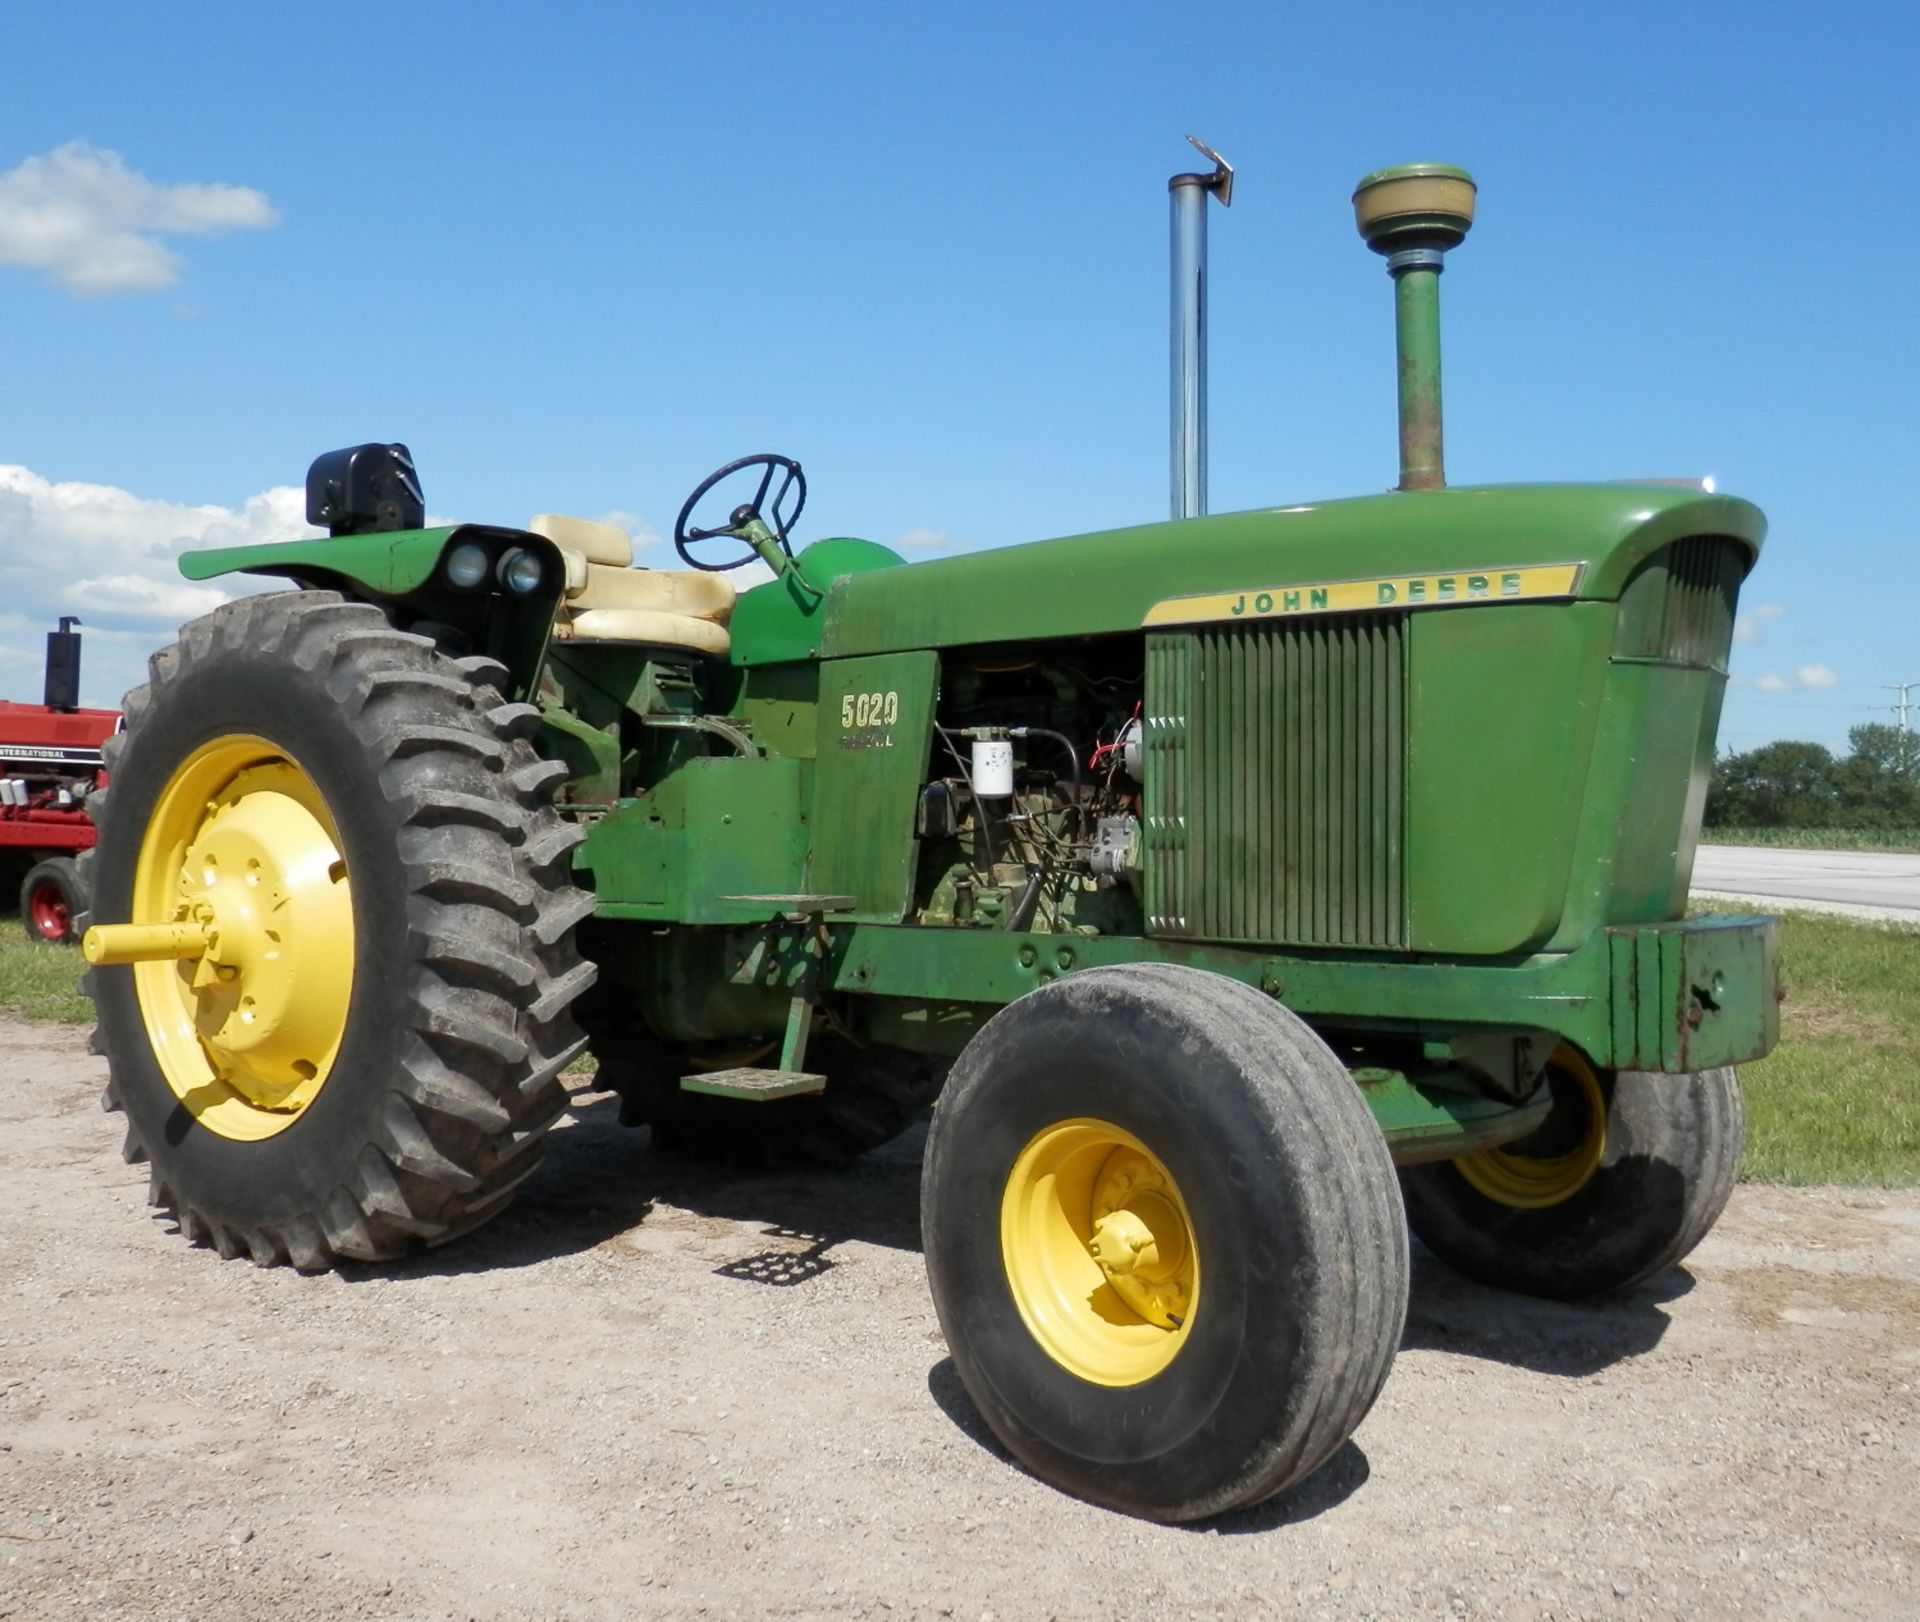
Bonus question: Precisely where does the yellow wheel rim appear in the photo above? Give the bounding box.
[1000,1118,1199,1387]
[1455,1046,1607,1210]
[128,735,355,1142]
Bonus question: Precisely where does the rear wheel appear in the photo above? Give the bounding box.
[1400,1046,1744,1299]
[20,856,85,944]
[82,592,596,1269]
[922,964,1407,1523]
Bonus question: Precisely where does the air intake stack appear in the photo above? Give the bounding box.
[1353,164,1476,492]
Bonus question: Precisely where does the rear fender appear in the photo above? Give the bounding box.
[179,526,565,701]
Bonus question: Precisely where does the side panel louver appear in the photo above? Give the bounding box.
[1144,615,1406,948]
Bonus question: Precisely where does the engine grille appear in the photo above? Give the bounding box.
[1612,535,1743,670]
[1143,614,1407,948]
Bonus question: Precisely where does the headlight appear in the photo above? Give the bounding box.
[497,548,546,596]
[443,541,491,590]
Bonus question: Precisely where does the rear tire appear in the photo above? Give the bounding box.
[1400,1055,1744,1300]
[20,856,85,944]
[84,591,596,1270]
[922,964,1407,1523]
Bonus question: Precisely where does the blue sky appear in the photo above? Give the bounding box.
[1,0,1913,750]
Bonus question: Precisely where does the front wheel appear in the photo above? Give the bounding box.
[20,856,86,944]
[82,592,596,1270]
[1400,1047,1744,1300]
[922,964,1408,1523]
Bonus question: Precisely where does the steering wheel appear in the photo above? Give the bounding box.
[672,453,807,572]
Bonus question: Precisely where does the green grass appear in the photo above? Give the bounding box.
[1704,826,1920,853]
[4,904,1913,1185]
[0,927,93,1024]
[1713,906,1920,1186]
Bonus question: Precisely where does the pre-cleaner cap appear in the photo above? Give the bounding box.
[1352,163,1477,256]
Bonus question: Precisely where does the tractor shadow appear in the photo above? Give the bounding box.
[924,1354,1373,1531]
[367,1088,1691,1386]
[357,1085,926,1281]
[1400,1239,1690,1375]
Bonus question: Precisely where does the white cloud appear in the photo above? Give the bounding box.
[588,509,669,556]
[1732,602,1784,646]
[0,464,319,706]
[1750,665,1838,695]
[63,575,232,620]
[724,559,776,590]
[0,141,278,296]
[893,527,962,553]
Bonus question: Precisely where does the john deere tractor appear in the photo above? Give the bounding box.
[81,163,1777,1523]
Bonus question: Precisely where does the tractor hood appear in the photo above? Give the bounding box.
[728,482,1764,666]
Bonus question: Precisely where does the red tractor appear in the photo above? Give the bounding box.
[0,619,118,943]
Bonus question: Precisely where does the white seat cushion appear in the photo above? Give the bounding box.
[528,513,632,567]
[530,513,737,653]
[561,609,732,654]
[572,563,735,622]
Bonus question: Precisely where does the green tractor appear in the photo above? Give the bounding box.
[81,160,1776,1523]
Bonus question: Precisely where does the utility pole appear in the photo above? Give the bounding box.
[1883,682,1919,776]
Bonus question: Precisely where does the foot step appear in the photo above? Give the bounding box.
[679,1068,827,1102]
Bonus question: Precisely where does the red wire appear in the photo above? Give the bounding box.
[1087,701,1142,769]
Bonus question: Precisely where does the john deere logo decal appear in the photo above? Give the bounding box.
[1143,563,1585,628]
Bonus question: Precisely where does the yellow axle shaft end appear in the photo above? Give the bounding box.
[83,920,210,967]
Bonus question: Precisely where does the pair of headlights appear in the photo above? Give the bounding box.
[442,541,546,596]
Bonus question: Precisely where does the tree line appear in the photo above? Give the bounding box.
[1706,723,1920,829]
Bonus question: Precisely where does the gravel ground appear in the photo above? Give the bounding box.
[2,1015,1915,1621]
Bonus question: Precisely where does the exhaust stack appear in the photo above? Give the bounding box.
[1169,137,1234,520]
[43,616,82,714]
[1353,164,1476,492]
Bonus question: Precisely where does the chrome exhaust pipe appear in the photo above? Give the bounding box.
[1169,136,1233,520]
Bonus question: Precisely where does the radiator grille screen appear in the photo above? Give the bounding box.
[1143,615,1407,947]
[1613,535,1744,670]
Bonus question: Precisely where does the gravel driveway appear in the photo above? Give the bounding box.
[2,1016,1914,1621]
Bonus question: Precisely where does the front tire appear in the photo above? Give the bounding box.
[83,592,596,1270]
[1400,1049,1744,1300]
[922,964,1407,1523]
[20,855,86,944]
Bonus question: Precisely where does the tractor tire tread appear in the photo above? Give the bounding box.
[1401,1063,1745,1300]
[923,962,1407,1522]
[84,590,595,1272]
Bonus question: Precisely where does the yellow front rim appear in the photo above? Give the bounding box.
[1000,1118,1200,1387]
[129,735,355,1142]
[1455,1046,1608,1210]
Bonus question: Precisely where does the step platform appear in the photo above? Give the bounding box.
[679,1068,828,1102]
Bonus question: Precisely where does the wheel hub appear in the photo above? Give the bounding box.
[1089,1153,1192,1328]
[29,885,71,940]
[173,776,351,1097]
[86,739,355,1142]
[1455,1046,1608,1210]
[1000,1118,1201,1386]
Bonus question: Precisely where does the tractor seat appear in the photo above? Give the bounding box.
[529,514,735,655]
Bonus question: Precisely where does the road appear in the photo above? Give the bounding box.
[1693,843,1920,922]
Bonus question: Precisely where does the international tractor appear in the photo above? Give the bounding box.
[80,158,1778,1523]
[1,618,117,943]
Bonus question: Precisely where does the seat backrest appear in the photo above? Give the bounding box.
[529,513,633,569]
